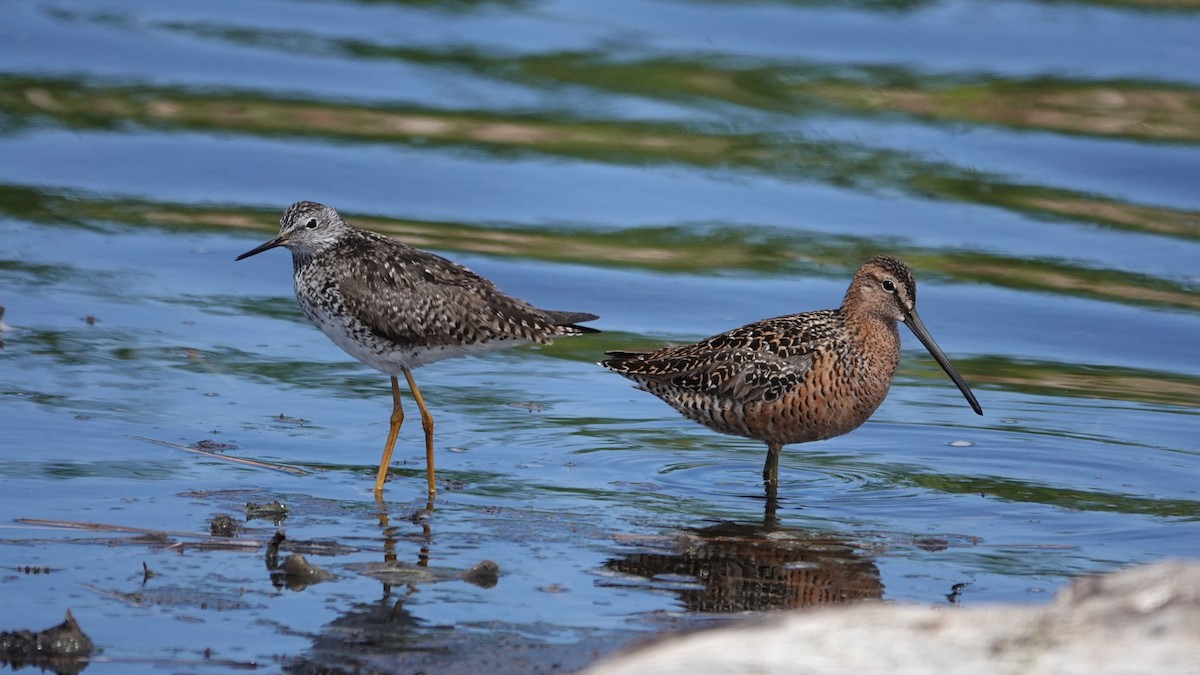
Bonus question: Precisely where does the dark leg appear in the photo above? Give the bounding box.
[373,376,405,495]
[762,442,782,486]
[763,478,779,528]
[403,367,437,498]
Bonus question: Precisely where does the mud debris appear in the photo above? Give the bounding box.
[245,500,288,524]
[264,531,335,590]
[0,610,94,675]
[192,439,236,453]
[209,514,238,537]
[264,530,357,564]
[462,560,501,588]
[272,554,334,591]
[345,558,500,588]
[122,532,172,547]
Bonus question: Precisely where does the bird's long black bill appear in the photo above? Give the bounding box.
[235,235,286,261]
[903,310,983,415]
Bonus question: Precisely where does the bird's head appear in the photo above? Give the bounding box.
[235,201,350,262]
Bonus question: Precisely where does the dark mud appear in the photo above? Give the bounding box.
[0,610,93,675]
[4,486,907,673]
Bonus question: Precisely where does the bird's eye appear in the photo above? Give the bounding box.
[305,219,318,229]
[881,279,896,293]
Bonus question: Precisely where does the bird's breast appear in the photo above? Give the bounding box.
[729,339,899,446]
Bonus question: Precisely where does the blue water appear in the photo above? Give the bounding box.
[2,0,1199,672]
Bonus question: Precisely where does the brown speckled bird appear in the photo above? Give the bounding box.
[237,201,598,497]
[602,255,981,485]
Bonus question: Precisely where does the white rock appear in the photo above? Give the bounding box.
[587,561,1200,675]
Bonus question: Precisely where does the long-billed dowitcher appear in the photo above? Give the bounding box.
[602,255,981,485]
[237,201,598,497]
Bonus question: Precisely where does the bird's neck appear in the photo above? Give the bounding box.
[839,296,901,368]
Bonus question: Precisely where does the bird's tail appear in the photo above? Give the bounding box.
[600,350,648,366]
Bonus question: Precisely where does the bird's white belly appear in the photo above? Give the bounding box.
[298,293,528,375]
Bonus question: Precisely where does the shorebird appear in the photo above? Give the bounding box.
[602,255,981,485]
[237,201,598,497]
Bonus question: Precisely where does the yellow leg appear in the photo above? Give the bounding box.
[403,367,437,498]
[373,376,404,495]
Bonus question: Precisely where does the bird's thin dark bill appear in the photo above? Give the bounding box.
[235,235,286,261]
[903,311,983,415]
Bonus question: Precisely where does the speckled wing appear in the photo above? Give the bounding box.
[335,232,589,348]
[607,349,813,403]
[603,311,844,403]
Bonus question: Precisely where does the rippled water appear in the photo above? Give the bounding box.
[2,1,1199,672]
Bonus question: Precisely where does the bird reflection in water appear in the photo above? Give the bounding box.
[601,517,882,613]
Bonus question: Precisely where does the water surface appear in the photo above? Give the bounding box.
[2,0,1199,672]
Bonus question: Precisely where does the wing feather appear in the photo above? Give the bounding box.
[603,311,844,403]
[332,232,588,348]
